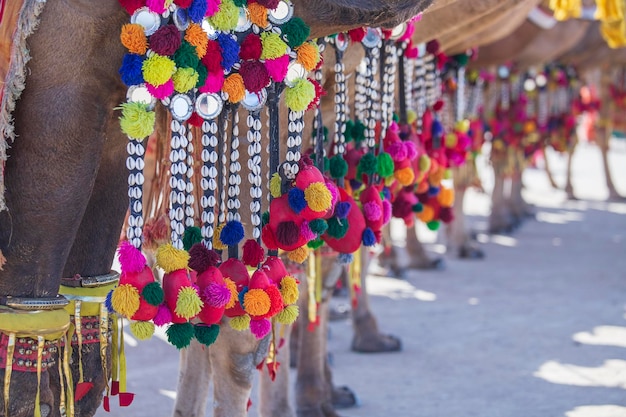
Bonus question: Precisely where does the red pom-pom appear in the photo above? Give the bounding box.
[433,100,444,112]
[261,225,279,250]
[261,285,284,319]
[188,112,203,127]
[242,239,265,267]
[256,0,280,8]
[275,221,300,247]
[202,40,223,72]
[118,0,145,15]
[240,61,270,93]
[189,243,221,273]
[149,25,182,57]
[239,34,263,61]
[306,78,326,111]
[439,206,454,223]
[174,0,193,7]
[426,39,440,54]
[348,27,366,43]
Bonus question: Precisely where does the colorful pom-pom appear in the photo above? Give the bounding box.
[130,321,155,340]
[304,182,332,212]
[175,286,203,319]
[362,227,376,247]
[203,282,231,308]
[357,153,378,177]
[217,33,240,71]
[147,79,174,99]
[275,305,299,325]
[200,70,224,93]
[194,324,220,346]
[153,304,173,326]
[296,41,320,71]
[150,25,182,57]
[337,253,353,264]
[276,221,300,247]
[242,239,265,267]
[229,314,251,331]
[334,202,351,219]
[240,60,270,93]
[142,282,164,306]
[223,73,245,103]
[185,23,209,57]
[142,54,176,87]
[300,221,315,241]
[395,167,415,186]
[121,24,148,55]
[279,276,299,305]
[250,318,272,339]
[118,241,146,274]
[173,68,199,93]
[329,155,348,179]
[224,278,238,309]
[288,188,307,213]
[119,53,145,86]
[363,201,382,222]
[111,284,141,318]
[166,322,195,349]
[285,78,316,112]
[188,243,220,273]
[174,41,201,69]
[376,152,395,178]
[270,173,283,198]
[281,17,310,48]
[118,0,144,14]
[182,227,203,251]
[327,217,349,239]
[427,220,440,231]
[240,33,263,60]
[119,102,155,140]
[208,0,239,31]
[260,32,288,60]
[287,246,309,264]
[264,55,290,83]
[220,220,245,246]
[308,218,328,235]
[188,0,208,23]
[155,243,190,273]
[248,2,269,27]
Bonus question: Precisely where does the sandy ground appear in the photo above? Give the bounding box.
[97,140,626,417]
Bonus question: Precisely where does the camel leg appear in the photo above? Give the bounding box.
[543,148,560,189]
[488,165,514,234]
[404,226,444,270]
[351,249,402,353]
[172,340,212,417]
[597,128,624,201]
[446,187,484,259]
[564,143,577,200]
[508,173,534,222]
[259,324,295,417]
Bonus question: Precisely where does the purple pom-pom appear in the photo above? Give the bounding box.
[153,304,173,326]
[288,188,307,214]
[363,202,382,222]
[189,243,220,273]
[362,227,376,247]
[300,221,316,241]
[203,282,231,308]
[119,54,145,86]
[404,141,418,160]
[382,200,392,224]
[217,33,240,72]
[118,240,146,273]
[250,318,272,339]
[386,141,407,161]
[206,0,220,16]
[149,25,182,56]
[334,202,351,219]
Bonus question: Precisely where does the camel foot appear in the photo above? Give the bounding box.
[332,386,359,409]
[351,332,402,353]
[297,404,342,417]
[607,193,626,202]
[458,245,485,260]
[406,257,445,271]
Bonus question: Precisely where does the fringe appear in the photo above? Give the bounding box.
[0,0,48,212]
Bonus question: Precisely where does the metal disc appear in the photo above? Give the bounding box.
[131,7,162,36]
[170,94,194,121]
[241,88,267,112]
[334,33,349,52]
[173,6,190,31]
[285,62,306,87]
[196,93,224,120]
[268,0,294,25]
[127,84,157,110]
[362,27,382,49]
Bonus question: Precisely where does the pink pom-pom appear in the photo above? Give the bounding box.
[153,304,173,326]
[386,141,407,162]
[382,200,392,224]
[199,70,224,94]
[118,241,146,274]
[206,0,220,16]
[147,79,174,100]
[363,202,382,222]
[146,0,167,13]
[405,141,418,160]
[300,221,316,241]
[203,282,231,308]
[264,55,290,83]
[325,179,339,207]
[250,318,271,339]
[242,239,265,267]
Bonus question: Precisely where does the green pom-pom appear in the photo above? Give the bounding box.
[307,238,325,249]
[172,67,198,92]
[141,282,164,306]
[285,78,315,112]
[130,321,154,340]
[344,120,355,141]
[183,226,203,251]
[195,62,208,88]
[229,315,251,331]
[357,153,377,177]
[194,324,220,346]
[309,219,328,235]
[453,53,470,67]
[327,217,349,239]
[352,120,366,142]
[427,220,440,231]
[166,322,195,349]
[232,0,247,5]
[281,17,310,48]
[329,155,348,179]
[323,156,330,173]
[119,102,155,140]
[208,0,239,31]
[262,211,270,227]
[276,305,299,325]
[174,41,200,69]
[392,113,399,123]
[261,32,288,60]
[142,54,175,87]
[376,152,394,178]
[412,203,424,213]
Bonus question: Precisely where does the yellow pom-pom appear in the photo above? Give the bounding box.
[223,73,245,103]
[172,67,199,93]
[445,133,458,148]
[111,284,140,318]
[175,286,203,319]
[304,182,332,212]
[213,224,227,250]
[243,289,271,316]
[185,23,208,58]
[119,102,155,140]
[394,166,415,186]
[130,321,155,340]
[417,204,435,223]
[224,278,238,309]
[455,119,470,133]
[438,187,455,207]
[288,246,309,264]
[208,0,239,31]
[276,305,299,325]
[296,42,320,71]
[142,54,176,87]
[279,275,299,305]
[121,23,147,55]
[229,314,251,331]
[270,173,283,198]
[260,32,288,60]
[155,243,190,273]
[418,155,431,174]
[407,109,418,125]
[284,78,316,112]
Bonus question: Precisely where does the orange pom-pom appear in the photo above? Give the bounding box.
[394,166,415,186]
[185,23,209,58]
[437,187,455,207]
[121,23,148,55]
[296,42,320,71]
[417,204,435,222]
[223,73,245,103]
[248,2,269,28]
[224,278,238,309]
[243,288,271,316]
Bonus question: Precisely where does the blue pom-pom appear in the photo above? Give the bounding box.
[217,33,240,72]
[334,201,351,219]
[220,220,245,246]
[432,120,444,139]
[428,185,440,197]
[349,179,362,191]
[362,227,376,247]
[288,188,307,214]
[188,0,207,23]
[337,253,354,264]
[119,53,145,86]
[238,286,249,309]
[105,290,114,313]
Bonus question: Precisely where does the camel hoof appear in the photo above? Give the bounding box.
[297,404,342,417]
[607,194,626,202]
[332,385,360,409]
[458,246,485,260]
[566,193,578,201]
[406,257,445,271]
[351,333,402,353]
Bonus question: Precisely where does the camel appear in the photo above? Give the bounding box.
[0,1,434,417]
